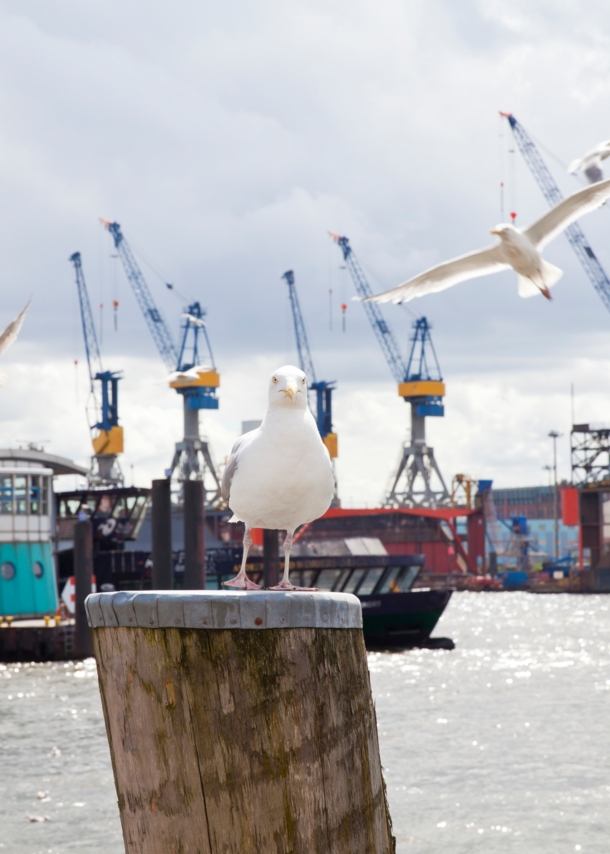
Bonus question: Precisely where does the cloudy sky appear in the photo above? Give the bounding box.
[1,0,610,504]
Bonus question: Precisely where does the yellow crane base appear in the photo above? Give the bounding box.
[398,380,445,399]
[92,426,124,456]
[323,432,338,459]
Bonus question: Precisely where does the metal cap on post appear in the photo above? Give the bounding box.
[184,479,205,589]
[152,479,173,590]
[263,528,279,588]
[74,519,94,659]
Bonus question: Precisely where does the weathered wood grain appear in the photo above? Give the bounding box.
[93,625,394,854]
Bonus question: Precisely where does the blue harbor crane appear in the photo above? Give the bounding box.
[500,112,610,315]
[101,220,221,501]
[282,270,338,459]
[330,234,450,507]
[69,251,123,485]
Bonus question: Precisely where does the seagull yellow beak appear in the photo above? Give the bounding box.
[490,228,501,236]
[282,382,298,401]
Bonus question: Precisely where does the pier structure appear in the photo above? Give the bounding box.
[87,590,394,854]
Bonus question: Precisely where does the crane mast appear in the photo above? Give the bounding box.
[101,221,221,502]
[329,234,449,507]
[282,270,338,461]
[500,113,610,314]
[69,251,123,485]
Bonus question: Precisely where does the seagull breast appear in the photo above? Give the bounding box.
[496,229,541,277]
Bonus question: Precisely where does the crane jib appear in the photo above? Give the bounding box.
[504,114,610,316]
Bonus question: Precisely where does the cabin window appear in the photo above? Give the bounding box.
[14,476,27,515]
[32,561,44,579]
[342,568,367,593]
[1,561,16,580]
[356,568,384,596]
[97,494,115,519]
[29,476,41,514]
[316,569,342,590]
[112,497,129,519]
[377,566,402,594]
[0,476,12,514]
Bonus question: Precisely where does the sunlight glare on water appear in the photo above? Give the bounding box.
[0,592,608,853]
[370,592,610,853]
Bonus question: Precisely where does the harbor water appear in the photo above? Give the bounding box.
[1,592,608,853]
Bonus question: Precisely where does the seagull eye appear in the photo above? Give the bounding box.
[272,377,278,384]
[302,377,306,384]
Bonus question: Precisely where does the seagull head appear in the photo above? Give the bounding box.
[490,223,518,240]
[268,365,307,410]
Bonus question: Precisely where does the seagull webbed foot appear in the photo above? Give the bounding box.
[268,579,318,592]
[222,575,262,590]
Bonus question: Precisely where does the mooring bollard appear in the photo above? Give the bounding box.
[86,590,394,854]
[183,480,205,589]
[151,479,173,590]
[74,519,94,659]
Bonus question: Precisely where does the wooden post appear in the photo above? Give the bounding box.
[263,528,279,587]
[74,519,94,659]
[86,591,395,854]
[183,480,205,589]
[152,479,173,590]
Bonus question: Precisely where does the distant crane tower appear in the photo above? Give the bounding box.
[329,234,450,508]
[69,251,123,486]
[101,220,222,503]
[500,113,610,314]
[282,270,338,459]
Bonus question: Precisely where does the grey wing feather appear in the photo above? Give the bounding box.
[220,432,253,502]
[0,300,30,358]
[221,453,238,502]
[365,245,508,304]
[524,178,610,250]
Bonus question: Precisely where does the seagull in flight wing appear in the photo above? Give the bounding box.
[0,300,30,386]
[365,179,610,304]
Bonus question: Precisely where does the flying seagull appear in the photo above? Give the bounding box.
[364,179,610,305]
[0,300,30,386]
[164,364,212,385]
[569,140,610,184]
[221,365,335,590]
[182,312,206,327]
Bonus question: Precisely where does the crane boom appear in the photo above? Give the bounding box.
[330,234,406,383]
[501,113,610,315]
[69,251,123,484]
[69,252,102,390]
[282,270,316,381]
[102,220,179,370]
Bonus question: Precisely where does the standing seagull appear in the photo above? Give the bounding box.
[221,365,335,590]
[0,300,30,386]
[364,179,610,304]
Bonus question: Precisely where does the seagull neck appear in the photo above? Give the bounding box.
[265,406,305,425]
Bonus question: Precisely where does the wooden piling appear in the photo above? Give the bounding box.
[86,591,395,854]
[183,480,205,589]
[74,520,94,659]
[263,528,279,587]
[151,479,173,590]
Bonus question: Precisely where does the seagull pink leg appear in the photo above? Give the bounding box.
[222,527,261,590]
[269,530,317,591]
